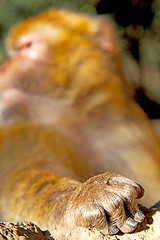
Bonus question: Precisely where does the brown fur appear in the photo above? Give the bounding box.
[0,9,159,235]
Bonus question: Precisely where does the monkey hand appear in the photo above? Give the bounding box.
[64,172,145,235]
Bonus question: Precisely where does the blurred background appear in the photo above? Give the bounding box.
[0,0,160,127]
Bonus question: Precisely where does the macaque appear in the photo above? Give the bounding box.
[0,9,160,236]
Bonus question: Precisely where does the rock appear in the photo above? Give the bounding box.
[0,221,51,240]
[0,204,160,240]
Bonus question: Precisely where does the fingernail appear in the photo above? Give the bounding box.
[127,219,138,228]
[109,225,119,234]
[135,212,145,221]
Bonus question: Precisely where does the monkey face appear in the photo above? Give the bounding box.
[0,9,124,124]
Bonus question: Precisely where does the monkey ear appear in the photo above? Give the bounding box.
[95,18,121,57]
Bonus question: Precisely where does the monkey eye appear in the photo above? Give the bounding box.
[7,40,34,57]
[18,41,33,51]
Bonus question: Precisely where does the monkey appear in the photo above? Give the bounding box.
[0,8,160,236]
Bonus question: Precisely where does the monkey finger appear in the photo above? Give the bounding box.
[119,217,139,233]
[109,202,145,234]
[108,225,119,235]
[134,211,145,222]
[107,174,145,200]
[125,199,145,222]
[99,224,119,235]
[103,195,144,234]
[108,215,138,234]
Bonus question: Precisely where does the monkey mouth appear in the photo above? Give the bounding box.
[1,88,29,108]
[0,88,31,123]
